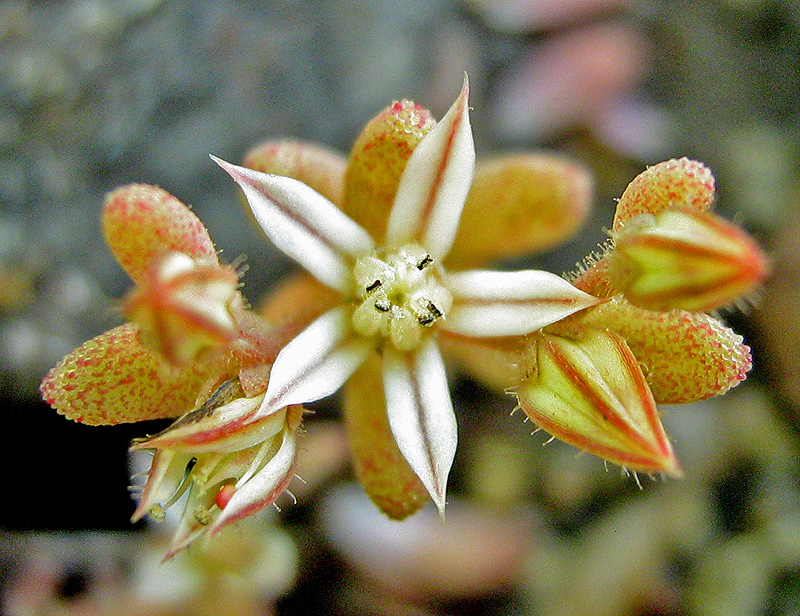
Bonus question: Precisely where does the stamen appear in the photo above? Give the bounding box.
[351,243,451,350]
[417,302,442,326]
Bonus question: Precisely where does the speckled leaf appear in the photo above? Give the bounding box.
[446,154,593,269]
[342,100,435,240]
[613,158,715,232]
[344,354,429,519]
[40,323,227,425]
[103,184,218,287]
[579,296,752,403]
[243,140,347,206]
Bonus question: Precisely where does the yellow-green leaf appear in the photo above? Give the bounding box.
[41,323,227,425]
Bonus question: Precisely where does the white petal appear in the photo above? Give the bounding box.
[382,340,457,517]
[213,156,374,292]
[131,449,193,523]
[443,269,602,337]
[134,393,279,455]
[210,426,298,534]
[386,74,475,260]
[259,307,371,414]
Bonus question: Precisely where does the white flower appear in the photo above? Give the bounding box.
[213,76,600,515]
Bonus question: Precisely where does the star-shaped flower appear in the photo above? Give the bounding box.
[213,76,601,515]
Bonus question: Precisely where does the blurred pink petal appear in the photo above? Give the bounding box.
[321,484,532,601]
[465,0,633,33]
[494,22,648,142]
[594,98,672,160]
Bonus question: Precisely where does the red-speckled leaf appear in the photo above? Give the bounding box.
[447,153,593,269]
[613,158,715,232]
[580,296,752,404]
[103,184,218,286]
[342,99,436,241]
[41,323,228,425]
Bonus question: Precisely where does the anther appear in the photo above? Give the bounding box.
[374,299,391,312]
[417,301,442,326]
[416,255,434,270]
[365,279,382,293]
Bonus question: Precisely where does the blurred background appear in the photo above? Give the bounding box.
[2,0,800,614]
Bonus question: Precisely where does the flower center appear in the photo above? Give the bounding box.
[351,243,452,351]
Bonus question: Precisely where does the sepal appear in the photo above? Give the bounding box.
[580,297,752,403]
[516,329,680,476]
[609,208,768,311]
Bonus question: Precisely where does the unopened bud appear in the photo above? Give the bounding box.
[609,208,768,312]
[516,329,680,476]
[125,252,240,365]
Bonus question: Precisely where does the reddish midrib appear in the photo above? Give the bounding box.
[413,98,464,242]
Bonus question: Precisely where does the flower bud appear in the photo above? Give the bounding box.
[130,380,303,557]
[516,329,680,476]
[125,252,240,365]
[609,208,769,311]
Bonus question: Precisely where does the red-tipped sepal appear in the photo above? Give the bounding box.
[516,329,681,476]
[609,208,769,311]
